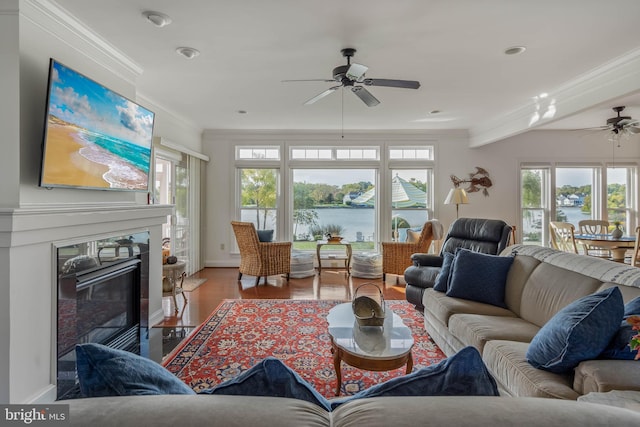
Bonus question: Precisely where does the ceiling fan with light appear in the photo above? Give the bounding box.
[583,106,640,144]
[282,48,420,107]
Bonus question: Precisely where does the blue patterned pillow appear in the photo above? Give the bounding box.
[76,344,195,397]
[257,229,274,242]
[445,249,514,308]
[600,295,640,360]
[200,357,331,411]
[433,252,455,292]
[527,287,624,373]
[330,346,498,409]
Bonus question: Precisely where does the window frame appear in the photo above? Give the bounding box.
[519,161,638,247]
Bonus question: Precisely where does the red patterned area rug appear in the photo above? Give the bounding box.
[163,299,446,398]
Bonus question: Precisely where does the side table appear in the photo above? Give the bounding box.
[162,261,187,313]
[316,241,352,275]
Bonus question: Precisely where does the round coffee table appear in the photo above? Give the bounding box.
[326,302,414,395]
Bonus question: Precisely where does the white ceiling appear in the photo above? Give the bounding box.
[52,0,640,145]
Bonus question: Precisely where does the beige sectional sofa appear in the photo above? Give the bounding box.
[423,244,640,399]
[66,394,640,426]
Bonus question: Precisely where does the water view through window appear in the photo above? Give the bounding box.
[291,169,430,251]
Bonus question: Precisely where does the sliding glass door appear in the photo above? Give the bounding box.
[154,154,190,271]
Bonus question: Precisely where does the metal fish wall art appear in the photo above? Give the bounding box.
[450,167,493,196]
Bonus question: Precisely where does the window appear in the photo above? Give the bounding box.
[290,146,379,160]
[390,169,432,241]
[389,147,433,160]
[239,168,279,234]
[291,169,376,251]
[235,143,435,252]
[521,167,548,245]
[555,167,599,228]
[237,146,280,160]
[520,163,637,246]
[607,166,635,232]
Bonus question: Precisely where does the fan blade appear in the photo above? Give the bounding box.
[346,63,368,81]
[363,78,420,89]
[618,118,637,127]
[570,126,608,131]
[629,126,640,134]
[282,79,335,83]
[304,86,340,105]
[351,86,380,107]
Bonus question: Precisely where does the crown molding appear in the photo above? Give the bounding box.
[469,47,640,147]
[21,0,143,83]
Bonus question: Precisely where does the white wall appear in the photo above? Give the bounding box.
[201,129,640,267]
[0,1,202,403]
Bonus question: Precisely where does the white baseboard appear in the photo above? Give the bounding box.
[149,308,164,327]
[204,260,239,268]
[26,384,57,404]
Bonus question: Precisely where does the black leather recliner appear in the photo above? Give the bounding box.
[404,217,512,310]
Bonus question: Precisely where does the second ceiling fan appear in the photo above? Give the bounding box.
[283,48,420,107]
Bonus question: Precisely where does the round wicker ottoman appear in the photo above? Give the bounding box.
[290,251,316,278]
[351,252,383,279]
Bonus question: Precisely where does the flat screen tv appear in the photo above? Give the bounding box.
[39,59,155,191]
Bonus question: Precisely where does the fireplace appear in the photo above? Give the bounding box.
[56,231,150,400]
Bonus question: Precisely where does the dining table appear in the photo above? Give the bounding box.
[574,233,636,262]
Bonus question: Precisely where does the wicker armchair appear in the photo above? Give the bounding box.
[382,221,436,282]
[231,221,292,286]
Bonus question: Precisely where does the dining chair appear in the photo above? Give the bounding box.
[578,219,610,258]
[549,221,579,254]
[231,221,292,286]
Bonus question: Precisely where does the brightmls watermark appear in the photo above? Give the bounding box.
[1,405,69,426]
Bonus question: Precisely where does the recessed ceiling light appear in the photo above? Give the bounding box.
[142,11,172,28]
[176,47,200,59]
[504,46,526,55]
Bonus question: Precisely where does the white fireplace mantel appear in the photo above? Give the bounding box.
[0,203,173,403]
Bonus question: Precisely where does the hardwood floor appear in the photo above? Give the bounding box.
[155,268,409,328]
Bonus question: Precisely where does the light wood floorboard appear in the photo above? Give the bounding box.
[157,268,408,328]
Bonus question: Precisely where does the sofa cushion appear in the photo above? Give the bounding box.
[482,340,580,399]
[423,288,516,328]
[433,252,455,292]
[448,314,540,354]
[526,287,624,374]
[329,346,498,409]
[75,344,195,397]
[573,359,640,394]
[200,357,330,411]
[446,249,514,308]
[257,229,274,242]
[518,262,603,328]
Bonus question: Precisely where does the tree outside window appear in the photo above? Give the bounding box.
[240,168,277,230]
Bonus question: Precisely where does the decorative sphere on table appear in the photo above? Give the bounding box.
[166,255,178,264]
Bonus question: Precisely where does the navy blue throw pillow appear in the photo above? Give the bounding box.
[257,229,274,242]
[330,346,498,409]
[624,296,640,317]
[445,249,514,308]
[433,252,455,292]
[600,321,638,360]
[527,287,624,373]
[75,343,195,397]
[200,357,331,411]
[600,294,640,360]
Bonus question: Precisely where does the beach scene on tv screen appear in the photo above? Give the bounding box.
[41,60,154,190]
